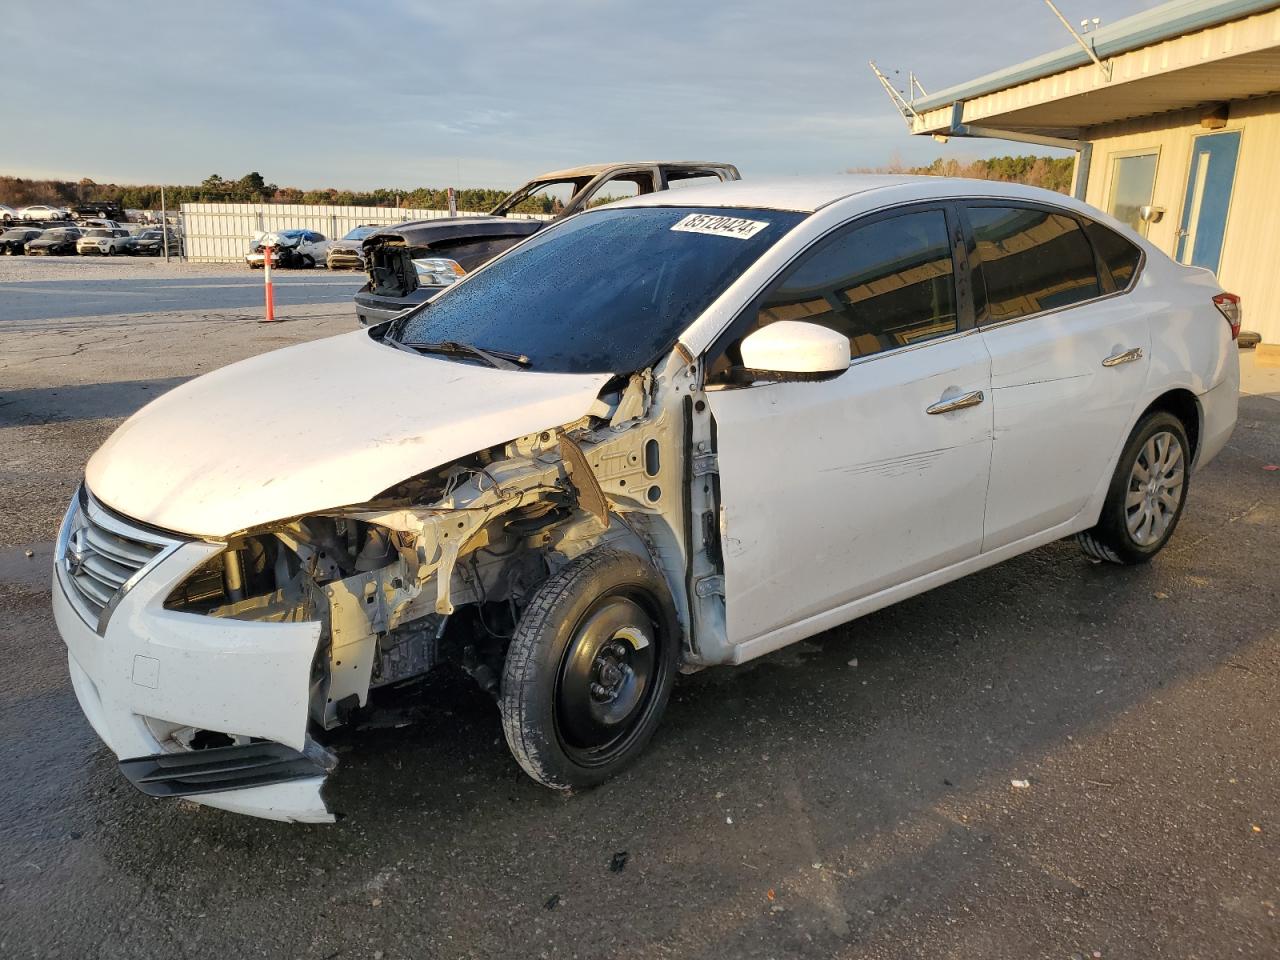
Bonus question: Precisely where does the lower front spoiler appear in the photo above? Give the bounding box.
[121,739,336,801]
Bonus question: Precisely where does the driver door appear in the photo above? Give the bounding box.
[704,205,993,647]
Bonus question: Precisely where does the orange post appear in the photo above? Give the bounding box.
[261,244,276,322]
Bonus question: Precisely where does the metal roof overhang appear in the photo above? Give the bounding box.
[911,1,1280,140]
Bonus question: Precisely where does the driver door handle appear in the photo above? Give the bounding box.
[1102,347,1143,367]
[926,389,985,415]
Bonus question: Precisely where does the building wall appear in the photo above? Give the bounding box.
[1082,93,1280,344]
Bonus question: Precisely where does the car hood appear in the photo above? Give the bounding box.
[362,216,540,251]
[86,330,612,538]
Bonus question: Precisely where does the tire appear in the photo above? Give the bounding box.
[106,245,115,256]
[500,548,680,790]
[1076,410,1191,565]
[301,254,316,269]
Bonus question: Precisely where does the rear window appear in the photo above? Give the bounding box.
[393,206,806,374]
[968,205,1101,323]
[1084,220,1143,290]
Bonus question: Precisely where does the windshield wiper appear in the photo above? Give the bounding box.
[408,339,531,370]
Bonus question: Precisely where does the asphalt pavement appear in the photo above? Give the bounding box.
[0,268,361,322]
[0,260,1277,959]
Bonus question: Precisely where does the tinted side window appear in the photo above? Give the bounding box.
[1083,219,1143,290]
[743,210,958,361]
[968,206,1100,322]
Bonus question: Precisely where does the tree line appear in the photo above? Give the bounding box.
[0,172,548,214]
[2,155,1076,215]
[851,154,1075,193]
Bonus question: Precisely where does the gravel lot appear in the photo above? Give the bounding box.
[1,259,1278,959]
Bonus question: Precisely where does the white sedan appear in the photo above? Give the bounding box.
[53,176,1239,822]
[19,204,70,221]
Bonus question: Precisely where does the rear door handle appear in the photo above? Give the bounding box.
[926,390,985,415]
[1102,347,1143,367]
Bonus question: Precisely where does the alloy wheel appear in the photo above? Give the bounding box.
[1125,429,1185,545]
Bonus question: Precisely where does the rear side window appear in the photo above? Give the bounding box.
[968,205,1100,323]
[1083,220,1143,290]
[733,209,958,362]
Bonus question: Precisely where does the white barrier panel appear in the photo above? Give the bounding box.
[179,202,549,263]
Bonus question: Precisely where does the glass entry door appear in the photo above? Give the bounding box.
[1176,131,1241,273]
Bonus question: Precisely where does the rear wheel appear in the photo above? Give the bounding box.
[1077,411,1190,564]
[500,549,679,789]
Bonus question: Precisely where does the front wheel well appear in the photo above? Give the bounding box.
[1141,389,1201,462]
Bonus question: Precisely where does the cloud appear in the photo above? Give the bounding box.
[0,0,1159,188]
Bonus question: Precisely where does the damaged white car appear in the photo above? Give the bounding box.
[53,176,1239,822]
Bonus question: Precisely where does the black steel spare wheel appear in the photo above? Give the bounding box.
[500,549,679,789]
[556,596,656,759]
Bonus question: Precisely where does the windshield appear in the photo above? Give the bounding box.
[392,206,805,374]
[41,229,70,238]
[344,225,378,241]
[2,229,30,239]
[86,229,110,238]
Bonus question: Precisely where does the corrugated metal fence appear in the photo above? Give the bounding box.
[179,202,549,263]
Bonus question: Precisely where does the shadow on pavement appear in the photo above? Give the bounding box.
[0,376,191,426]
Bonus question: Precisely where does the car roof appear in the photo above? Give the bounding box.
[608,174,1075,213]
[531,161,736,181]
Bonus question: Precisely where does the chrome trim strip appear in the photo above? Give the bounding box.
[974,283,1140,334]
[95,540,184,636]
[54,484,188,636]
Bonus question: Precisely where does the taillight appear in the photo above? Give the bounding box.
[1213,292,1241,340]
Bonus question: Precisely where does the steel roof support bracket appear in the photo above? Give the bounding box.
[948,101,1092,201]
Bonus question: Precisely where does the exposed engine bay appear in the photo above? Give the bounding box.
[161,350,728,746]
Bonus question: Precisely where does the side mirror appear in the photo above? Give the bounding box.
[739,321,850,381]
[1139,205,1164,224]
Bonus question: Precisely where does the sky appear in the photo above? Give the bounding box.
[0,0,1162,191]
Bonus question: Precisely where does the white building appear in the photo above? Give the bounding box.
[908,0,1280,357]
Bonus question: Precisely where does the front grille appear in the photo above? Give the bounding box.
[56,486,182,633]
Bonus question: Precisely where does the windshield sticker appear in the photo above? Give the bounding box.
[670,213,769,239]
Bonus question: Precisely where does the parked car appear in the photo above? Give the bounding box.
[25,226,82,254]
[52,176,1239,823]
[0,226,42,254]
[76,227,132,256]
[125,229,181,256]
[325,224,381,270]
[354,161,741,325]
[72,201,127,223]
[245,229,330,269]
[0,204,18,223]
[19,204,70,221]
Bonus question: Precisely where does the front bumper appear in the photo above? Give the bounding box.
[327,250,364,269]
[52,494,332,822]
[353,285,437,326]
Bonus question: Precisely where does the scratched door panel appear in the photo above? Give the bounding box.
[709,332,992,647]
